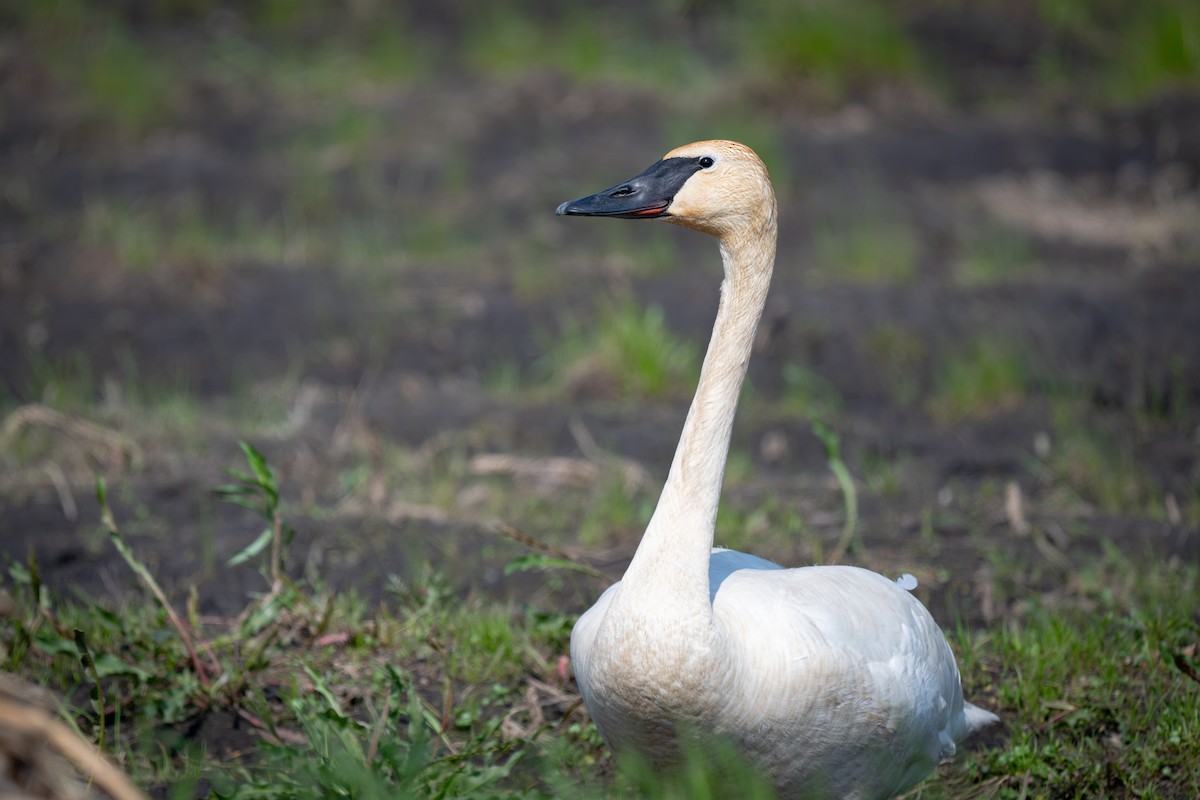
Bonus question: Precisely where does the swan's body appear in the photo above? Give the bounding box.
[556,141,996,799]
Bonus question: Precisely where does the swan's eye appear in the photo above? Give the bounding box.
[698,156,715,168]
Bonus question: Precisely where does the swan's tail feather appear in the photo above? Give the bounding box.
[963,702,1000,734]
[941,703,1000,759]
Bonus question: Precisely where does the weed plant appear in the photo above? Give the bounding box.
[538,300,700,402]
[928,337,1038,423]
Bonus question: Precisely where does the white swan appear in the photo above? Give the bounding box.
[556,140,997,799]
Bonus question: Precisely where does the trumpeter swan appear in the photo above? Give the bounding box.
[555,140,997,799]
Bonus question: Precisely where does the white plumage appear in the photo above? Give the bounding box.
[557,140,997,799]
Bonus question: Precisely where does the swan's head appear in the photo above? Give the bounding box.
[556,140,776,240]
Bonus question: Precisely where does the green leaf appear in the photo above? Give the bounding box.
[214,495,266,516]
[811,418,841,459]
[504,554,600,577]
[33,634,151,680]
[92,652,153,681]
[34,634,83,656]
[239,586,293,637]
[812,419,858,558]
[73,628,93,668]
[239,441,276,491]
[228,527,273,567]
[8,561,31,585]
[303,665,347,719]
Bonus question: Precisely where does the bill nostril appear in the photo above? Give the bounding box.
[611,186,634,197]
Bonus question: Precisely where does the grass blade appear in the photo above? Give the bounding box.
[73,628,107,749]
[812,420,859,562]
[97,476,217,691]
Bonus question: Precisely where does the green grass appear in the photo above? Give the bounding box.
[2,347,210,433]
[80,22,179,134]
[78,193,417,274]
[13,1,180,135]
[575,471,656,546]
[14,0,427,135]
[733,0,920,98]
[864,323,925,408]
[463,3,703,90]
[0,444,780,796]
[262,25,429,97]
[862,448,915,501]
[810,213,921,285]
[1036,0,1200,102]
[928,336,1038,423]
[284,106,391,166]
[3,444,1198,798]
[538,300,701,402]
[778,363,843,420]
[1041,402,1166,518]
[81,199,241,273]
[715,490,815,557]
[951,223,1038,288]
[10,0,1198,144]
[958,551,1200,799]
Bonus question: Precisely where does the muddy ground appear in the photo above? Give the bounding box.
[1,0,1199,720]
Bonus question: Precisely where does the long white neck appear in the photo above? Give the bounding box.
[615,219,777,621]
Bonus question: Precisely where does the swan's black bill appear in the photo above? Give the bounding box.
[556,156,706,219]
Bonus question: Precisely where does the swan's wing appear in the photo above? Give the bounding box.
[709,547,782,601]
[711,565,974,795]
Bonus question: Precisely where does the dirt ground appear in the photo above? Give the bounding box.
[1,1,1198,683]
